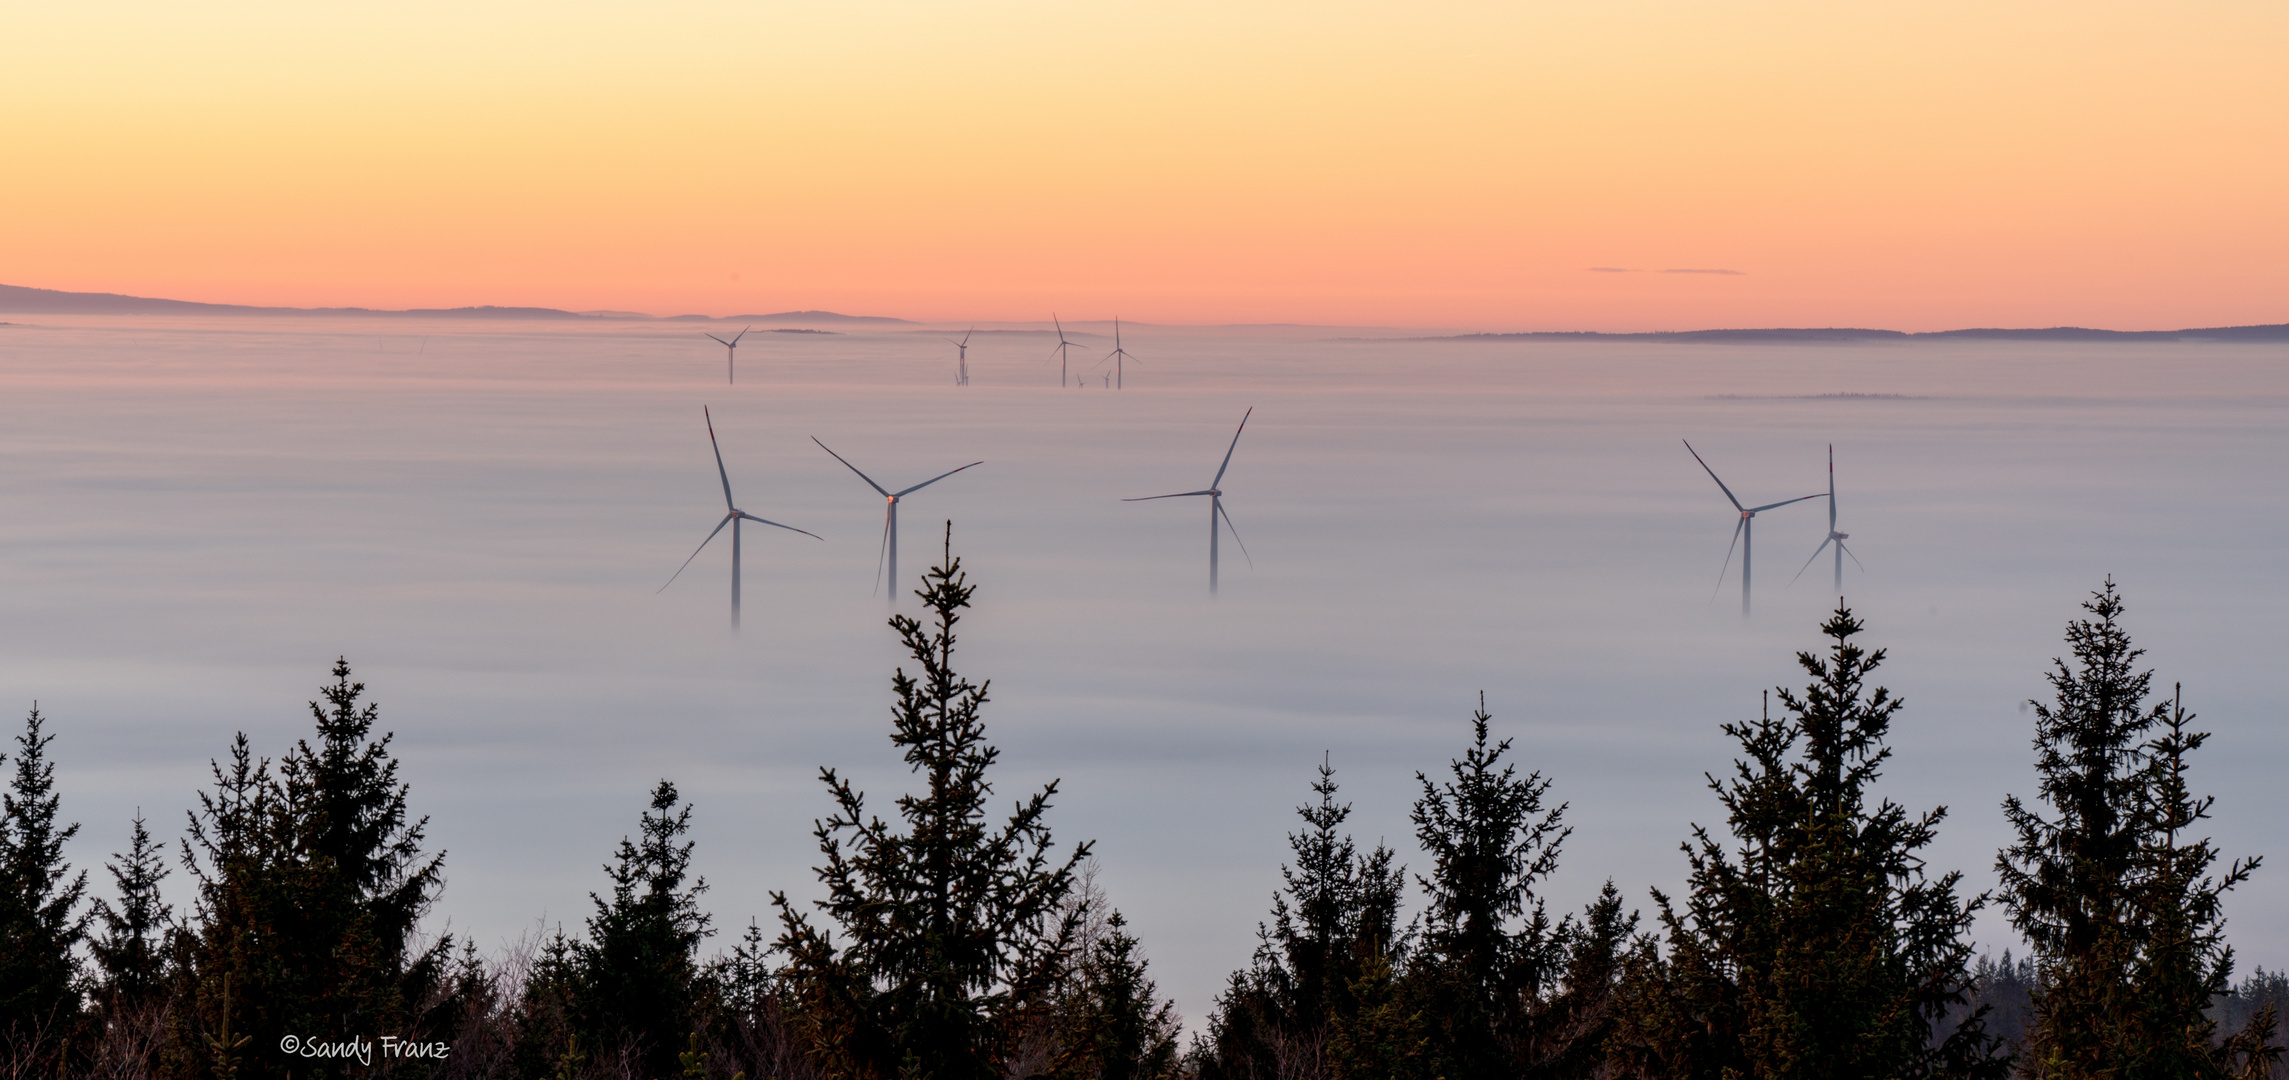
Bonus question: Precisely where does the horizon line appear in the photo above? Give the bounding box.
[3,282,2285,342]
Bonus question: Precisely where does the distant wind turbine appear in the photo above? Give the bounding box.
[704,326,753,384]
[1051,315,1082,388]
[948,328,973,386]
[1791,443,1862,594]
[1102,317,1135,390]
[1684,440,1825,616]
[811,438,982,602]
[659,407,823,629]
[1125,408,1254,593]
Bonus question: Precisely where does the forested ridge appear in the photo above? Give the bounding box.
[2,535,2280,1079]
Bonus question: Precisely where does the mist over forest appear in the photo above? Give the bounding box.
[2,316,2284,1079]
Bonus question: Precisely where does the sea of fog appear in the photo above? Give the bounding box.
[2,313,2284,1025]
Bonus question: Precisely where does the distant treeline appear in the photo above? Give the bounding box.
[1425,325,2289,343]
[1,530,2281,1079]
[0,282,907,323]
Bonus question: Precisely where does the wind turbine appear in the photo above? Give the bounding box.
[659,407,822,629]
[1102,317,1134,390]
[1125,408,1254,593]
[948,328,973,386]
[704,326,752,384]
[1791,443,1862,594]
[1683,440,1825,616]
[811,438,982,602]
[1050,315,1082,388]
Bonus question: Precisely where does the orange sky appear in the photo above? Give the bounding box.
[5,1,2285,329]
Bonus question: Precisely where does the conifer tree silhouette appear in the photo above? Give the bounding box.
[1998,581,2277,1078]
[92,810,173,1009]
[1625,605,2004,1080]
[179,661,448,1080]
[1200,756,1410,1080]
[579,779,711,1076]
[1408,693,1570,1076]
[774,523,1091,1079]
[0,706,90,1055]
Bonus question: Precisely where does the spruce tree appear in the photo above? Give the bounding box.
[1200,756,1413,1080]
[179,662,450,1079]
[91,810,175,1009]
[1634,605,2003,1080]
[1998,581,2275,1079]
[579,779,712,1076]
[1407,693,1570,1078]
[1050,911,1183,1080]
[0,705,91,1050]
[1532,880,1640,1079]
[277,658,446,967]
[176,731,278,1080]
[773,525,1092,1080]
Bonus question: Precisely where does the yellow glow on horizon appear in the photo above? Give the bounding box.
[5,1,2285,327]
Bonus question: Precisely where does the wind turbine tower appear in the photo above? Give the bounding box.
[1792,443,1861,594]
[704,327,753,384]
[1126,408,1255,593]
[658,407,823,628]
[812,438,982,602]
[1051,315,1082,387]
[1103,317,1135,390]
[1684,440,1825,616]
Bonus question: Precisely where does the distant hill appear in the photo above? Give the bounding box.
[1433,324,2289,343]
[0,283,904,324]
[728,310,911,325]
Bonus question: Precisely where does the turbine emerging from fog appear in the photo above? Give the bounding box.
[1126,408,1254,593]
[948,328,973,386]
[1791,443,1862,594]
[812,438,982,603]
[1684,440,1825,616]
[1051,315,1082,388]
[659,407,822,629]
[704,327,752,384]
[1102,318,1135,390]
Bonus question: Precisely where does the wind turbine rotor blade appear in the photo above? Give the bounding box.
[872,509,892,597]
[1682,440,1747,512]
[704,333,732,347]
[731,326,751,345]
[1841,541,1866,572]
[736,513,824,541]
[1122,490,1215,501]
[1211,407,1254,488]
[1789,537,1835,586]
[893,460,984,497]
[1746,493,1827,513]
[961,328,973,346]
[1710,517,1745,602]
[704,407,736,510]
[811,437,891,496]
[659,514,736,592]
[1828,444,1838,528]
[1217,501,1254,567]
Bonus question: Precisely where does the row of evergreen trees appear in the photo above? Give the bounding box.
[0,531,2279,1079]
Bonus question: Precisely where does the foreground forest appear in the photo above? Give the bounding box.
[2,530,2282,1079]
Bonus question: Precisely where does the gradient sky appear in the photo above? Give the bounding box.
[7,1,2286,328]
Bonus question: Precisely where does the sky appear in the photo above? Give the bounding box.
[6,1,2287,329]
[4,316,2285,1028]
